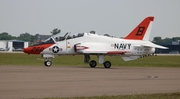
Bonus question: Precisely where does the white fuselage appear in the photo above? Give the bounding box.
[41,33,155,56]
[23,16,168,67]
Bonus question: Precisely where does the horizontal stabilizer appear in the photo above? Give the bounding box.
[151,44,168,49]
[134,43,168,49]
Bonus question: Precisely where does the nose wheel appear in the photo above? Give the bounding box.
[44,60,52,67]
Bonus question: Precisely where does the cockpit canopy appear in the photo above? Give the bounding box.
[53,32,84,42]
[33,32,84,46]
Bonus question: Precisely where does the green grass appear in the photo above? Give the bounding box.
[0,53,180,67]
[33,92,180,99]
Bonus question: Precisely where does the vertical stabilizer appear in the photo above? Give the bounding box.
[124,16,154,40]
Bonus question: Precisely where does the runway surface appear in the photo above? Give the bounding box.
[0,66,180,99]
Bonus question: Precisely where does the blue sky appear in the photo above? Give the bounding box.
[0,0,179,40]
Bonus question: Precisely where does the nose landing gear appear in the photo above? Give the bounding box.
[42,54,55,67]
[44,60,52,67]
[44,57,52,67]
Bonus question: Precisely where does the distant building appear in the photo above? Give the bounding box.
[0,40,28,52]
[154,41,180,54]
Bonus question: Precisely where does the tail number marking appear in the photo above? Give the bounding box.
[136,27,145,36]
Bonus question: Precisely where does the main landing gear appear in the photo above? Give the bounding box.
[89,60,111,68]
[89,60,97,68]
[103,61,111,68]
[84,55,112,68]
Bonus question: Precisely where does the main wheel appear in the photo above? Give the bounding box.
[44,60,52,67]
[89,60,97,68]
[103,61,111,68]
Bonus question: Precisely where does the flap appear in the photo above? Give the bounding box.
[121,55,140,61]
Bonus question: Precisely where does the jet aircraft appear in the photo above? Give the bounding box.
[23,16,168,68]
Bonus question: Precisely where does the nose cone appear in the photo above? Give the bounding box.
[23,44,54,54]
[23,47,31,54]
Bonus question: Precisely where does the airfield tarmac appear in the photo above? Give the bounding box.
[0,66,180,99]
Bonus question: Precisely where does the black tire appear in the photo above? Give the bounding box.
[44,60,52,67]
[89,60,97,68]
[103,61,111,68]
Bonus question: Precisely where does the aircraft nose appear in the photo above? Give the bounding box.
[23,47,31,54]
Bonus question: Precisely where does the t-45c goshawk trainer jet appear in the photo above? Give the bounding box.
[23,16,168,68]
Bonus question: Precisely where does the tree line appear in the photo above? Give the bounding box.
[0,32,38,42]
[0,28,61,45]
[152,36,180,44]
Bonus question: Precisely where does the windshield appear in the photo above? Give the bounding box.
[33,38,55,46]
[44,38,55,44]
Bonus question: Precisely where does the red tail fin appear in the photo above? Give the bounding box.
[124,16,154,40]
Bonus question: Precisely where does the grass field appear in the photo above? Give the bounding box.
[37,92,180,99]
[0,53,180,67]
